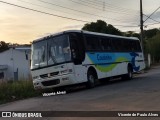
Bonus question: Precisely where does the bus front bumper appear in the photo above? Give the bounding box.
[33,73,75,90]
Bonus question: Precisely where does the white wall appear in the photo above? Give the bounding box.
[0,48,31,80]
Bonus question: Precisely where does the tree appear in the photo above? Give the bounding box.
[124,31,140,39]
[146,32,160,63]
[0,41,9,52]
[82,20,122,35]
[144,28,160,39]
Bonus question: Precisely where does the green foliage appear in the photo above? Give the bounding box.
[144,28,160,39]
[146,32,160,62]
[124,31,140,39]
[0,80,41,104]
[82,20,122,35]
[0,41,9,53]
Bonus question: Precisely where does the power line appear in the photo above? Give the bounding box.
[38,0,138,23]
[142,6,160,27]
[146,22,160,26]
[79,0,138,15]
[69,0,139,16]
[18,0,99,19]
[0,0,139,28]
[79,0,103,8]
[145,25,160,29]
[88,0,140,13]
[143,14,160,24]
[37,0,127,22]
[0,0,89,22]
[84,0,139,14]
[68,0,103,11]
[143,6,160,23]
[112,24,138,27]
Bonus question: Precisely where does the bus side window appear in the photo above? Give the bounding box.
[117,39,123,52]
[69,32,85,64]
[101,37,111,51]
[123,40,130,52]
[137,41,142,52]
[41,46,46,62]
[120,39,125,52]
[112,38,119,51]
[123,39,126,52]
[85,35,100,51]
[132,40,137,52]
[130,40,135,52]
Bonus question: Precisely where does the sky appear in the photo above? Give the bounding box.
[0,0,160,44]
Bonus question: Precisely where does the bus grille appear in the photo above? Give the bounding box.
[41,79,60,86]
[50,71,59,76]
[40,74,48,78]
[40,71,59,79]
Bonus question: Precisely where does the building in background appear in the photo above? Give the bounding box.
[0,46,31,81]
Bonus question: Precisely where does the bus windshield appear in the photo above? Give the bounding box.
[31,35,71,69]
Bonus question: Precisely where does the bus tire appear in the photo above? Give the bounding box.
[86,70,96,88]
[122,65,133,80]
[126,65,133,80]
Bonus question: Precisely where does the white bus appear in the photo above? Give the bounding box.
[31,30,145,90]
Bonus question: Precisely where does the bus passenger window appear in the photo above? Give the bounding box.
[85,35,100,51]
[101,38,112,51]
[41,46,46,62]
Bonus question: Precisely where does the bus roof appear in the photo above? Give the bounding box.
[81,30,139,40]
[33,30,139,43]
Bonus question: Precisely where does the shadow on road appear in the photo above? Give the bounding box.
[50,75,145,95]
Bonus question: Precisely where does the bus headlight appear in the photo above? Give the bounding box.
[61,70,68,74]
[33,76,40,80]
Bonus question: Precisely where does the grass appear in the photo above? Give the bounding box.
[0,80,41,105]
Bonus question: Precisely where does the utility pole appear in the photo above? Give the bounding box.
[140,0,144,51]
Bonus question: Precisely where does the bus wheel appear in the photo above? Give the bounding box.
[122,66,133,80]
[126,66,133,80]
[86,71,96,88]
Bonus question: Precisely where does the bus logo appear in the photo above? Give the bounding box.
[130,52,140,71]
[2,112,11,117]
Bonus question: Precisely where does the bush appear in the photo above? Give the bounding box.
[0,80,41,104]
[146,32,160,63]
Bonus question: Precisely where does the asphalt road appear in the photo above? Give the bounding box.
[0,65,160,120]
